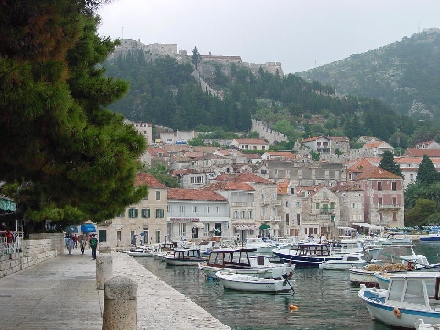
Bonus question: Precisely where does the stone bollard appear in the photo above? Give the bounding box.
[102,276,137,330]
[99,242,111,254]
[96,253,113,290]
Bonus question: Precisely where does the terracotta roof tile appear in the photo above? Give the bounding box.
[201,181,255,191]
[167,188,227,201]
[403,149,440,157]
[354,166,402,180]
[135,173,167,188]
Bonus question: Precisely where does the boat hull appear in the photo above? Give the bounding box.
[320,261,367,270]
[216,271,293,293]
[359,287,440,328]
[199,263,292,279]
[349,268,379,287]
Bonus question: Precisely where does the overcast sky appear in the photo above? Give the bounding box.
[97,0,440,74]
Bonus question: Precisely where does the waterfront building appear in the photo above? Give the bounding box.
[97,173,168,247]
[167,188,229,241]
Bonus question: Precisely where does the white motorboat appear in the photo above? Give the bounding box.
[319,253,368,270]
[358,272,440,328]
[245,237,277,254]
[198,248,294,279]
[415,318,440,329]
[349,263,409,287]
[215,270,294,294]
[164,248,208,266]
[125,245,154,257]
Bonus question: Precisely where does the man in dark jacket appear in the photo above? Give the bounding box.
[90,234,98,260]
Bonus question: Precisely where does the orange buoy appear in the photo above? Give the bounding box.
[393,307,401,318]
[289,304,299,311]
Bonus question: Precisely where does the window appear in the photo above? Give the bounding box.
[180,205,185,213]
[192,206,198,213]
[128,208,138,218]
[178,223,186,237]
[330,202,335,209]
[248,210,253,219]
[216,207,220,213]
[190,176,204,184]
[378,182,382,191]
[285,213,290,225]
[156,209,164,218]
[155,191,161,200]
[352,203,356,208]
[378,198,383,205]
[392,182,397,190]
[167,206,171,212]
[206,206,210,213]
[297,214,301,225]
[241,211,246,219]
[117,231,121,242]
[141,208,150,218]
[296,201,301,208]
[234,211,239,219]
[393,197,397,205]
[155,230,160,244]
[316,203,320,210]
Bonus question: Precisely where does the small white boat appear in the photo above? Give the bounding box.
[125,245,154,257]
[164,248,208,266]
[416,318,440,329]
[358,272,440,328]
[198,248,294,279]
[245,237,277,254]
[215,270,294,294]
[319,253,368,270]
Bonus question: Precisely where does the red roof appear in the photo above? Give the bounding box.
[403,149,440,157]
[135,173,167,188]
[354,166,402,180]
[201,181,255,191]
[234,138,268,145]
[167,188,227,201]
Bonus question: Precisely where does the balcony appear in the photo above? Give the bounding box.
[319,209,336,215]
[271,216,281,222]
[231,202,255,207]
[263,199,281,205]
[378,204,401,210]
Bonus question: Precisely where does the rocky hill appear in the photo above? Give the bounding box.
[296,28,440,122]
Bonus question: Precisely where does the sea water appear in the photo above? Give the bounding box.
[137,242,440,330]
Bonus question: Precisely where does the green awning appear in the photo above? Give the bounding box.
[259,224,270,230]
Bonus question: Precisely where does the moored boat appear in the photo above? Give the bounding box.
[358,272,440,328]
[215,270,294,294]
[272,242,342,268]
[319,253,368,270]
[198,247,293,279]
[164,248,208,266]
[420,233,440,242]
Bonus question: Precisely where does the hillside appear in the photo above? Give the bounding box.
[102,40,426,148]
[296,28,440,122]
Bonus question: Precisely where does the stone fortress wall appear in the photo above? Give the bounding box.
[251,119,288,144]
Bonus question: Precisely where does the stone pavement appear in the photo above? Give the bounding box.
[0,247,231,330]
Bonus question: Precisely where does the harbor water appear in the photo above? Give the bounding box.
[137,242,440,330]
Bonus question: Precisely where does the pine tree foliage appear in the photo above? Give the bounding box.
[0,0,147,225]
[417,155,440,185]
[379,151,402,177]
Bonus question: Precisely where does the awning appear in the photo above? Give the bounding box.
[192,222,205,229]
[234,224,257,231]
[337,226,356,231]
[352,223,384,231]
[259,224,271,230]
[65,225,78,233]
[81,223,96,233]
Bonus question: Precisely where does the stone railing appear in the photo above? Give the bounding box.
[0,233,64,279]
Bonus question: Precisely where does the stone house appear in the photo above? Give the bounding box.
[97,173,168,248]
[230,138,269,151]
[299,186,341,240]
[331,182,365,227]
[276,180,303,238]
[349,162,405,228]
[300,136,350,154]
[261,151,296,161]
[201,181,257,241]
[362,141,394,156]
[396,156,440,189]
[167,188,229,241]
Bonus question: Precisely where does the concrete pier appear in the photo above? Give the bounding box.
[0,248,231,330]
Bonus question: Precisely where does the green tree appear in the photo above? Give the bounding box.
[143,163,179,188]
[417,155,440,184]
[379,151,402,177]
[192,46,202,70]
[0,1,147,230]
[404,198,437,226]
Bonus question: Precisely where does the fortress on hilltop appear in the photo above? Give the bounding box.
[109,39,284,76]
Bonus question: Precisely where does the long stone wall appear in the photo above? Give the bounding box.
[251,119,288,144]
[0,233,64,278]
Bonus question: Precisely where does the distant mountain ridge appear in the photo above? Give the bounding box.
[296,28,440,122]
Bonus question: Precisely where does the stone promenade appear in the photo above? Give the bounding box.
[0,248,230,330]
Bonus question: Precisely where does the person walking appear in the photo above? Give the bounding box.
[90,234,98,260]
[79,235,86,254]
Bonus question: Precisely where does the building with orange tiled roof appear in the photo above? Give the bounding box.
[167,188,229,240]
[300,135,350,154]
[351,164,404,228]
[415,140,440,149]
[403,148,440,158]
[261,151,296,161]
[362,140,394,156]
[230,138,269,151]
[99,173,168,248]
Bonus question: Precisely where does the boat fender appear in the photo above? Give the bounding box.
[289,304,299,311]
[393,307,401,318]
